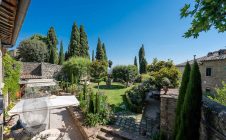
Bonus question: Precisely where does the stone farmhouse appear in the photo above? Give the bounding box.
[176,49,226,93]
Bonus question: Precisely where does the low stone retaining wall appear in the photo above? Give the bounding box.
[66,106,89,140]
[160,94,226,140]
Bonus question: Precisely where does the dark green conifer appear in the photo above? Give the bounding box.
[59,41,64,65]
[47,27,58,64]
[68,22,80,58]
[173,62,191,139]
[176,60,202,140]
[80,25,89,58]
[95,38,104,61]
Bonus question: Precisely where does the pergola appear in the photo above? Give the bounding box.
[0,0,30,47]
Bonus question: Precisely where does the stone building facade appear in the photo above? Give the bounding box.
[160,92,226,140]
[176,49,226,93]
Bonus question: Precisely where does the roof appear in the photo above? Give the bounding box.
[0,0,30,46]
[176,49,226,67]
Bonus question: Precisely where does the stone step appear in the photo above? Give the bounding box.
[96,131,122,140]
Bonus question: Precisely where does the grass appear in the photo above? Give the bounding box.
[90,82,135,112]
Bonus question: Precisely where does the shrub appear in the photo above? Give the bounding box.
[63,57,91,83]
[112,65,138,87]
[208,81,226,106]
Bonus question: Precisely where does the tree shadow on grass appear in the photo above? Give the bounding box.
[93,84,125,90]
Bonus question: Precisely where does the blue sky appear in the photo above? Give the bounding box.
[15,0,226,65]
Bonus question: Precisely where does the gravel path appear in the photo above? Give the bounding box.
[50,108,84,140]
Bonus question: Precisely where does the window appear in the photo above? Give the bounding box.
[206,68,212,76]
[205,88,211,94]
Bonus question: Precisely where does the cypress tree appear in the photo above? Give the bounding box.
[173,62,191,139]
[134,56,138,66]
[49,47,56,64]
[95,38,104,61]
[102,43,107,61]
[59,41,64,65]
[92,50,95,61]
[65,51,68,61]
[95,92,101,113]
[80,25,89,58]
[68,22,80,58]
[138,44,147,74]
[140,58,147,74]
[89,91,95,114]
[47,27,58,64]
[176,60,202,140]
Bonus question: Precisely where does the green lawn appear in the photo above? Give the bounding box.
[90,82,134,111]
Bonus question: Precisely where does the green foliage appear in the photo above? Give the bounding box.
[181,0,225,38]
[95,38,105,61]
[173,62,191,139]
[79,85,111,127]
[134,56,138,66]
[112,65,138,87]
[208,81,226,106]
[47,27,58,64]
[176,60,202,140]
[68,22,81,58]
[80,25,90,58]
[108,60,113,68]
[92,50,95,61]
[148,59,181,89]
[138,45,147,74]
[18,37,48,62]
[30,34,47,44]
[63,57,91,83]
[3,54,21,101]
[90,60,108,85]
[102,43,108,61]
[125,79,154,113]
[58,41,64,65]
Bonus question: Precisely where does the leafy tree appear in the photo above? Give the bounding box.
[58,41,64,65]
[95,38,105,61]
[92,50,95,61]
[173,62,191,139]
[176,60,202,140]
[112,65,138,87]
[80,25,89,58]
[138,44,147,74]
[134,56,138,66]
[47,27,58,64]
[18,38,48,62]
[68,22,80,58]
[181,0,225,38]
[3,53,21,101]
[108,60,113,68]
[63,57,91,83]
[30,34,47,44]
[149,59,181,89]
[102,43,107,61]
[208,81,226,106]
[90,60,108,89]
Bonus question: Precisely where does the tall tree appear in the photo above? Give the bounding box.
[80,25,89,58]
[47,27,58,64]
[95,38,104,61]
[108,60,113,68]
[138,44,147,74]
[65,51,68,61]
[92,50,95,61]
[102,43,107,61]
[134,56,138,66]
[59,41,64,65]
[181,0,225,38]
[173,62,191,139]
[176,60,202,140]
[68,22,80,58]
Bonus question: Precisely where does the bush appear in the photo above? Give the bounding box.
[208,81,226,106]
[63,57,91,83]
[112,65,138,86]
[79,84,112,126]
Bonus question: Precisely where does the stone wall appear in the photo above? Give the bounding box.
[160,94,226,140]
[41,63,62,79]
